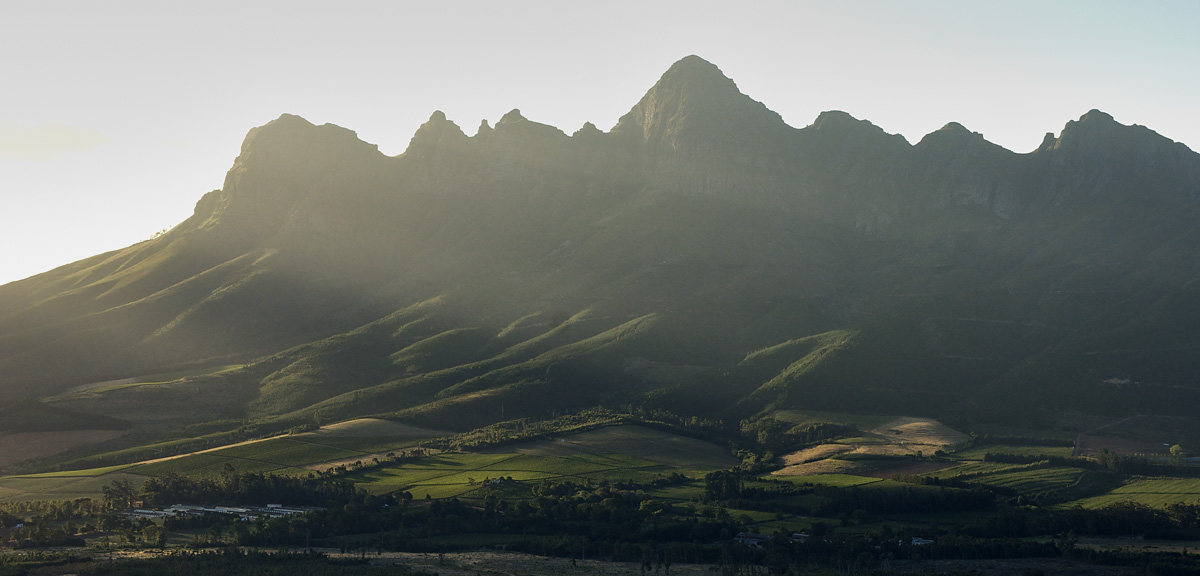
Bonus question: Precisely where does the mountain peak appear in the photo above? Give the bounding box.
[404,109,468,156]
[611,55,789,151]
[498,109,527,125]
[1044,109,1131,153]
[1078,109,1115,124]
[232,114,377,171]
[657,54,731,87]
[937,121,971,134]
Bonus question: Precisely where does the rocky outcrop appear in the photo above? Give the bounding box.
[910,122,1025,219]
[200,114,389,244]
[1034,109,1200,206]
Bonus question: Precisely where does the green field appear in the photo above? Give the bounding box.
[349,425,736,499]
[8,464,136,478]
[132,452,304,478]
[127,434,433,479]
[966,466,1086,495]
[953,445,1076,460]
[0,472,147,502]
[931,461,1080,493]
[926,460,1129,504]
[929,461,1024,479]
[773,474,884,488]
[0,423,735,502]
[0,429,437,500]
[1067,477,1200,509]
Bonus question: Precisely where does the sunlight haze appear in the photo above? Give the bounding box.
[1,0,1197,285]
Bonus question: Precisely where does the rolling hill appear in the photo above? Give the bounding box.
[3,55,1200,460]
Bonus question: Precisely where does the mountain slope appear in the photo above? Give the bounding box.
[4,56,1200,442]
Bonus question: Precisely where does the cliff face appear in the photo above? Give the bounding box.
[2,56,1200,430]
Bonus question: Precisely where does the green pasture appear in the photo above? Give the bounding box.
[0,472,146,502]
[1067,477,1200,509]
[646,482,707,501]
[206,438,361,467]
[0,431,436,500]
[928,461,1126,504]
[131,452,302,478]
[9,464,136,478]
[928,461,1024,479]
[126,434,432,479]
[296,436,431,454]
[497,425,737,471]
[349,425,733,499]
[967,466,1085,495]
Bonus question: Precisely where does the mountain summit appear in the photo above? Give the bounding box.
[613,55,787,142]
[2,56,1200,446]
[610,55,799,195]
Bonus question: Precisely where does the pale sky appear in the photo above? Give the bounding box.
[2,1,1198,286]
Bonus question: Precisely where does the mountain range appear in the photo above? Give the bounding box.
[4,55,1200,447]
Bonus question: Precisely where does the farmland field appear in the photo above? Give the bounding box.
[0,418,446,500]
[963,466,1086,495]
[0,472,147,502]
[1067,477,1200,509]
[953,445,1076,460]
[126,434,437,478]
[490,425,737,470]
[350,425,735,499]
[9,464,136,478]
[132,452,301,478]
[929,461,1025,479]
[773,473,884,488]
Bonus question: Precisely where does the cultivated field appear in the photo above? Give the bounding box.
[954,444,1076,460]
[0,422,732,502]
[351,425,736,499]
[0,471,147,502]
[1068,477,1200,509]
[780,443,853,466]
[0,419,448,500]
[129,420,445,479]
[774,415,968,477]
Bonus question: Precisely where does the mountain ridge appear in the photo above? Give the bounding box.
[3,55,1200,449]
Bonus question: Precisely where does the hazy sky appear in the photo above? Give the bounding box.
[2,1,1198,286]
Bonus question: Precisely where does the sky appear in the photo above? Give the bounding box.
[2,1,1198,286]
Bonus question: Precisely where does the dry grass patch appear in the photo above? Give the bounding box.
[301,418,450,438]
[773,458,866,477]
[780,443,853,466]
[846,444,918,457]
[869,417,968,448]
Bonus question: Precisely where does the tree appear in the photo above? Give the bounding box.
[1171,444,1186,467]
[102,479,138,511]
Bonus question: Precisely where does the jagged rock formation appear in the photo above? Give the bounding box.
[2,55,1200,436]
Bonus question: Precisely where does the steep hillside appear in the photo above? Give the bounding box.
[4,55,1200,446]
